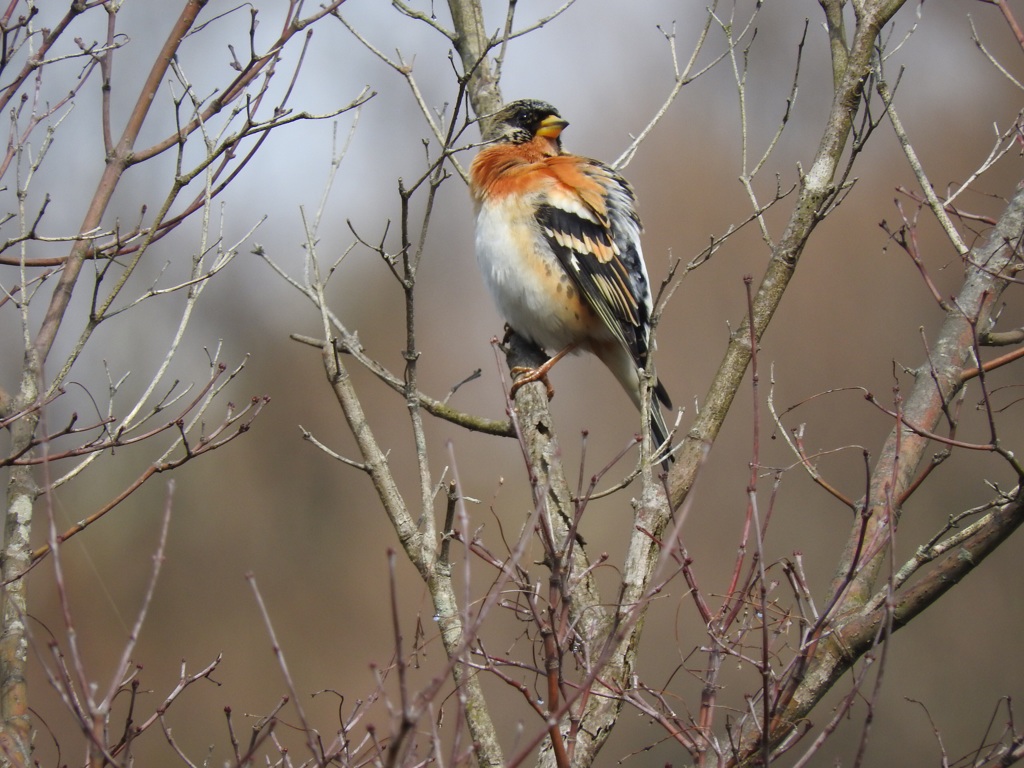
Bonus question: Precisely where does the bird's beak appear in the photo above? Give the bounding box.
[536,115,569,138]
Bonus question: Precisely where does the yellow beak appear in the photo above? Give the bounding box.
[536,114,569,138]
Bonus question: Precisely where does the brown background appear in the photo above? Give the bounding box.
[6,1,1023,765]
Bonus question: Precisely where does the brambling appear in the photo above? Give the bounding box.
[469,99,672,458]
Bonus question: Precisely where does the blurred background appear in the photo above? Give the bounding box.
[2,1,1023,765]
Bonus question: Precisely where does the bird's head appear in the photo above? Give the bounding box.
[483,99,569,148]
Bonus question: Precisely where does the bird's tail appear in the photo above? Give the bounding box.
[595,345,674,465]
[649,387,672,460]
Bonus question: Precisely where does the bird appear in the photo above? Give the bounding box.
[468,98,673,461]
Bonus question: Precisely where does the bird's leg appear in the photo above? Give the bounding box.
[509,343,577,400]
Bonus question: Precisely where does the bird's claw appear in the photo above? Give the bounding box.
[509,366,556,400]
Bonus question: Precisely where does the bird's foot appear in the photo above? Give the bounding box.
[509,366,555,400]
[507,343,577,401]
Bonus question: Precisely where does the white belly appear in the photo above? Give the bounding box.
[475,199,604,352]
